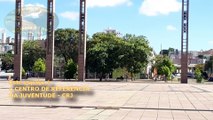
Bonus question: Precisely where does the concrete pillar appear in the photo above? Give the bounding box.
[78,0,87,81]
[181,54,188,83]
[14,0,23,81]
[181,0,189,83]
[45,0,55,81]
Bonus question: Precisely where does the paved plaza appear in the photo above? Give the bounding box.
[0,79,213,120]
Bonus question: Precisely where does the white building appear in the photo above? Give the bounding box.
[170,50,208,73]
[1,32,6,44]
[0,33,14,53]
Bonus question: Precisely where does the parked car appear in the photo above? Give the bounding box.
[187,72,195,78]
[0,71,14,79]
[175,73,181,78]
[208,77,213,82]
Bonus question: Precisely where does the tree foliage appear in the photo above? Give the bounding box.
[161,66,171,79]
[197,55,205,59]
[87,33,122,80]
[204,56,213,72]
[1,52,13,71]
[64,59,77,79]
[195,68,203,83]
[87,33,152,80]
[168,48,175,53]
[2,40,45,72]
[23,40,45,71]
[33,58,46,75]
[55,29,79,63]
[1,29,153,81]
[22,67,26,76]
[152,55,175,79]
[121,34,152,79]
[195,64,204,72]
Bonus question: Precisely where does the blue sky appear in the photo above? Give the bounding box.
[0,0,213,53]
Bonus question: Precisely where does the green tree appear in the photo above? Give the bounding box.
[22,67,26,76]
[55,28,79,63]
[87,33,122,81]
[168,48,175,53]
[87,33,152,81]
[197,55,205,59]
[64,59,77,79]
[1,52,14,71]
[153,55,175,80]
[161,66,171,80]
[23,40,45,71]
[121,34,152,80]
[195,68,203,83]
[195,64,204,72]
[33,58,46,77]
[204,56,213,73]
[160,50,169,56]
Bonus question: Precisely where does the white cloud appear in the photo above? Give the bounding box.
[60,11,79,20]
[87,0,132,8]
[166,25,177,31]
[24,4,46,19]
[25,3,45,8]
[139,0,181,16]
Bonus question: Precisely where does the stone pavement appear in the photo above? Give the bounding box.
[0,80,213,120]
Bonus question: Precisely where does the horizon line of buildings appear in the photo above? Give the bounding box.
[161,48,213,73]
